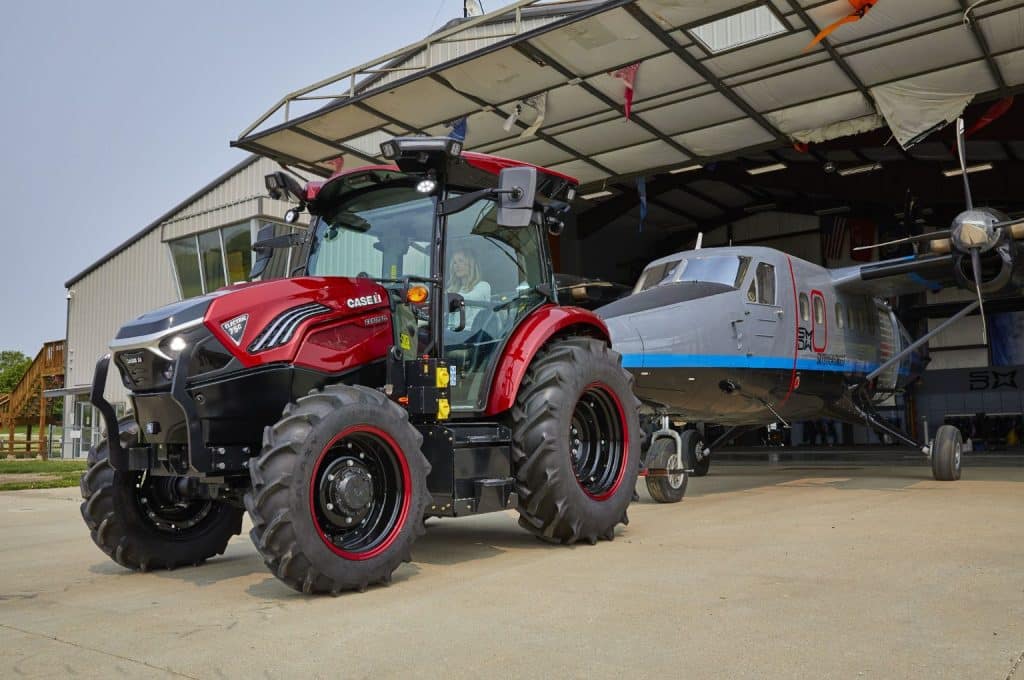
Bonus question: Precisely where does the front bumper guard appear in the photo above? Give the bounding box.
[91,343,207,473]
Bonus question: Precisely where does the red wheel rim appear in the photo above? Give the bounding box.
[569,382,629,501]
[309,425,411,560]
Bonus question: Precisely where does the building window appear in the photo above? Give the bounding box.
[168,222,254,299]
[169,237,203,298]
[799,293,809,321]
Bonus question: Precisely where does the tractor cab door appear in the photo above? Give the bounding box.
[442,199,549,412]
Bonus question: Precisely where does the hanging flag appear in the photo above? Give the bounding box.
[519,93,547,138]
[848,218,877,262]
[503,103,523,132]
[637,176,647,232]
[611,62,641,120]
[448,116,468,142]
[804,0,876,51]
[328,156,345,178]
[822,214,848,262]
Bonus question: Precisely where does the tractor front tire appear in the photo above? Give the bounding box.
[246,385,430,594]
[511,336,640,544]
[80,419,244,571]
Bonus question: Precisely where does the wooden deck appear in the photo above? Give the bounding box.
[0,340,65,458]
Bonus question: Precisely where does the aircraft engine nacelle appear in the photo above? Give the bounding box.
[952,240,1017,295]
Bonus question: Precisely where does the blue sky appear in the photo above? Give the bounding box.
[0,0,469,355]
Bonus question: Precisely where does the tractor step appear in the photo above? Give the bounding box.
[428,478,515,517]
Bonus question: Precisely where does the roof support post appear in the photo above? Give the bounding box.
[958,0,1009,94]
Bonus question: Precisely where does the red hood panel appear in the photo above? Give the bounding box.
[204,277,390,368]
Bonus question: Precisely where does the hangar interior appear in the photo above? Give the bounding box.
[230,0,1024,449]
[58,0,1024,455]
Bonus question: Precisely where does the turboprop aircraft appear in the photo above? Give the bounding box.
[598,119,1024,489]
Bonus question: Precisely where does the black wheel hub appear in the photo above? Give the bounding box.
[312,431,404,555]
[569,384,626,500]
[319,458,375,527]
[135,474,213,533]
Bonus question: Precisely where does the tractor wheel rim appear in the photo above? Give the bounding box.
[569,383,629,501]
[310,426,410,561]
[135,474,213,534]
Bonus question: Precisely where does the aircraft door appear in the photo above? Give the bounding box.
[743,262,786,361]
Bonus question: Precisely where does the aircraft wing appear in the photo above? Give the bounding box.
[829,254,956,297]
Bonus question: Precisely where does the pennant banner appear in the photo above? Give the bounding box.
[611,62,640,120]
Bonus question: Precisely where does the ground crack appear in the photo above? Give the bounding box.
[1007,649,1024,680]
[0,622,199,679]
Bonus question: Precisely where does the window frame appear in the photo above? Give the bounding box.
[167,220,259,300]
[747,261,777,306]
[799,293,810,322]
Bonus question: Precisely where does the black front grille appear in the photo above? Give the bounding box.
[248,302,331,353]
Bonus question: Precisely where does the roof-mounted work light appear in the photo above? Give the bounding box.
[380,136,463,174]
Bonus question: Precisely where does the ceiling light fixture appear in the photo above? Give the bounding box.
[943,163,993,178]
[669,164,703,174]
[837,162,883,176]
[580,190,614,200]
[746,162,787,175]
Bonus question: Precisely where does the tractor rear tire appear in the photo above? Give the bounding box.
[645,434,691,503]
[79,419,244,571]
[931,424,963,481]
[245,385,430,594]
[511,336,640,544]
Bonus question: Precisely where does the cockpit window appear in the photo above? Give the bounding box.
[636,259,682,292]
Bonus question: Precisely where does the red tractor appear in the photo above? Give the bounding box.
[81,137,644,593]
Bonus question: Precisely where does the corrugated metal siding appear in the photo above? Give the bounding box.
[161,156,287,241]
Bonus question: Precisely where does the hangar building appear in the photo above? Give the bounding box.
[58,0,1024,455]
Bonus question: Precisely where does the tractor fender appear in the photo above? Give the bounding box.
[484,304,610,416]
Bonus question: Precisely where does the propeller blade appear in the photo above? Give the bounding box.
[970,248,987,345]
[956,117,973,211]
[990,217,1024,233]
[851,230,952,252]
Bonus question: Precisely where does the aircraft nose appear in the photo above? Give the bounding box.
[604,316,644,356]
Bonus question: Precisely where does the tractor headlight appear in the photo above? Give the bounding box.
[168,336,187,353]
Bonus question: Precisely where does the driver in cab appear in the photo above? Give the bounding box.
[448,246,491,332]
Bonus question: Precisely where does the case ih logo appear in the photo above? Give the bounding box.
[220,314,249,345]
[346,293,383,309]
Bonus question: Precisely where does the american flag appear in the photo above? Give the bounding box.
[822,215,847,262]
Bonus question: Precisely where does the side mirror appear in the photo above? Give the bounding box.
[249,227,308,280]
[249,224,277,280]
[497,166,537,228]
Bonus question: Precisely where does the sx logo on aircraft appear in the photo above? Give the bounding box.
[797,326,813,351]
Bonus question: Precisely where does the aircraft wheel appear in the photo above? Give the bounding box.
[931,424,962,481]
[645,436,688,503]
[684,432,711,477]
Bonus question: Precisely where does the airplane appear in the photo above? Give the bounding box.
[596,118,1024,498]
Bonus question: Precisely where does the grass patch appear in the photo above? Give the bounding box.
[0,459,87,491]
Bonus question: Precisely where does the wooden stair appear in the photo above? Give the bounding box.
[0,340,65,458]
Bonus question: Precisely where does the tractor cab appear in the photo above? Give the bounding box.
[265,138,577,412]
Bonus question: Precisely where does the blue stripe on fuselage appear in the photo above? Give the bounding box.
[622,353,880,374]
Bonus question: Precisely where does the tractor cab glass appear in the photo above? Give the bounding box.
[443,195,548,412]
[306,182,433,281]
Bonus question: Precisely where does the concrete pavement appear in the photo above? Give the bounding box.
[2,464,1023,679]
